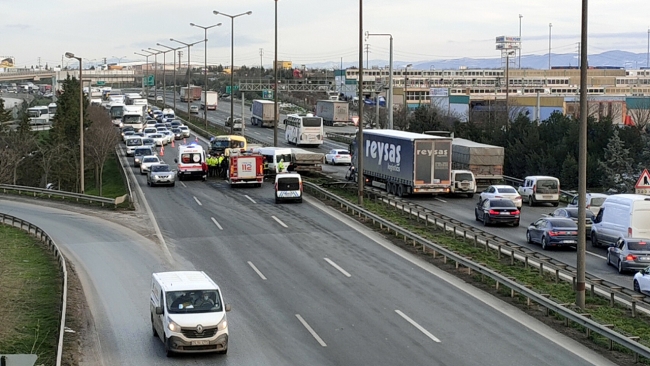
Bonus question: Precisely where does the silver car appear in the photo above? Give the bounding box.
[607,238,650,274]
[147,164,176,187]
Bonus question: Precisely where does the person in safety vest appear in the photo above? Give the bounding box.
[277,159,286,174]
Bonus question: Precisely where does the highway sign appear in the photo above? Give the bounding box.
[263,90,273,99]
[145,75,155,87]
[96,81,105,86]
[225,85,239,94]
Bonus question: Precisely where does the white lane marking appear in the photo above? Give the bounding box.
[180,181,187,188]
[395,310,441,343]
[272,215,288,228]
[245,195,257,204]
[247,261,267,280]
[193,196,202,206]
[434,197,447,203]
[211,217,223,230]
[587,251,607,260]
[253,131,261,135]
[295,314,327,347]
[324,258,351,277]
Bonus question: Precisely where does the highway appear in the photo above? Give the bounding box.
[164,94,635,293]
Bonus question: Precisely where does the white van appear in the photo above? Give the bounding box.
[175,143,206,181]
[517,175,560,207]
[255,147,292,174]
[275,173,303,203]
[590,194,650,247]
[150,271,231,356]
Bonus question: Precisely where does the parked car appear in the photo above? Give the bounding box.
[607,238,650,273]
[479,185,522,209]
[545,207,595,237]
[568,192,608,215]
[190,105,199,114]
[325,149,352,165]
[633,266,650,293]
[526,217,578,250]
[147,164,176,187]
[140,155,161,174]
[474,198,520,227]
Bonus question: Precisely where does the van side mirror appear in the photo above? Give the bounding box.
[155,306,163,315]
[225,304,232,312]
[174,158,178,163]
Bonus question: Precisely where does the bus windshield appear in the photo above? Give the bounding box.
[110,106,124,119]
[302,117,322,127]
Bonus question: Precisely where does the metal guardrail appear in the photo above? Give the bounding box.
[0,184,129,208]
[325,132,354,145]
[115,147,135,209]
[0,213,68,366]
[303,181,650,362]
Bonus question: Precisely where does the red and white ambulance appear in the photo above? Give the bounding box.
[175,143,207,181]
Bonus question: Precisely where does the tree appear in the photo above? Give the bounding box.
[560,153,578,190]
[84,105,120,195]
[16,101,33,139]
[599,129,637,192]
[0,98,13,124]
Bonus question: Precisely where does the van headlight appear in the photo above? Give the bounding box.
[167,318,181,332]
[217,316,228,330]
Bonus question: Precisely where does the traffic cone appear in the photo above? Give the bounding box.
[171,139,175,148]
[160,145,164,156]
[184,138,187,144]
[195,135,198,142]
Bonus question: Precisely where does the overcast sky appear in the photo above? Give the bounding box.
[3,0,649,69]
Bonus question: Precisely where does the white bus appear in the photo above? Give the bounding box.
[27,106,51,125]
[110,103,125,127]
[47,103,57,117]
[284,113,323,146]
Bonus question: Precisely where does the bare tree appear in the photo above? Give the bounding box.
[35,141,67,187]
[627,98,650,132]
[84,105,120,195]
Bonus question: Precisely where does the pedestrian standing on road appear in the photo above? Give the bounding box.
[277,159,285,174]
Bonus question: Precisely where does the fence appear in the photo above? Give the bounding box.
[0,184,128,209]
[303,181,650,362]
[0,213,67,366]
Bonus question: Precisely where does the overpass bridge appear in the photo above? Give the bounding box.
[0,70,139,88]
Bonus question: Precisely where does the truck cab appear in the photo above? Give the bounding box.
[449,170,476,198]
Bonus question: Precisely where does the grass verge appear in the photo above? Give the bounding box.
[310,182,650,364]
[84,154,128,199]
[0,224,62,365]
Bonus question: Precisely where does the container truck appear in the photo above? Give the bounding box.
[316,100,349,126]
[200,91,219,110]
[450,138,504,191]
[180,86,202,102]
[351,130,452,197]
[251,99,277,127]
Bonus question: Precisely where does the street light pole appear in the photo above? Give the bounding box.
[357,0,364,205]
[365,32,393,129]
[519,14,523,69]
[150,48,168,107]
[112,55,127,88]
[404,63,412,126]
[647,28,649,68]
[171,39,204,123]
[142,49,158,100]
[65,52,84,194]
[190,22,222,130]
[157,43,181,111]
[214,10,253,134]
[274,0,279,146]
[549,23,553,69]
[134,52,150,95]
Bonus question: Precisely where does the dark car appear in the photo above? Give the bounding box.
[171,128,183,140]
[474,198,520,227]
[607,238,650,273]
[547,207,594,237]
[526,218,578,250]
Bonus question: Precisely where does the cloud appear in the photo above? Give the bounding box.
[5,24,30,30]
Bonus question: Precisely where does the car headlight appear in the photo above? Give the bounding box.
[167,318,181,332]
[217,316,227,330]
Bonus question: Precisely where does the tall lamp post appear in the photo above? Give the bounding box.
[134,52,150,95]
[65,52,84,194]
[142,49,159,100]
[518,14,523,69]
[157,43,181,111]
[403,63,412,126]
[171,38,204,122]
[274,0,279,146]
[213,10,253,134]
[149,48,169,106]
[357,0,364,205]
[190,22,222,130]
[549,23,553,69]
[647,28,649,68]
[365,32,393,129]
[112,55,127,88]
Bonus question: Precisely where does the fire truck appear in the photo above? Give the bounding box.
[227,152,264,187]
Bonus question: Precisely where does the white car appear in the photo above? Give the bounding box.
[479,185,523,209]
[634,266,650,293]
[567,192,608,215]
[179,126,190,138]
[161,130,174,144]
[143,127,157,135]
[325,149,352,165]
[190,105,199,114]
[140,155,161,174]
[147,133,166,146]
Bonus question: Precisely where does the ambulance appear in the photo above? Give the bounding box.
[174,143,207,181]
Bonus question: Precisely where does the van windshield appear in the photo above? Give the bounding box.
[536,179,558,194]
[277,177,300,191]
[455,173,473,181]
[165,290,222,313]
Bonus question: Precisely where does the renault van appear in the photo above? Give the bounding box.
[591,194,650,247]
[275,173,303,203]
[150,271,231,356]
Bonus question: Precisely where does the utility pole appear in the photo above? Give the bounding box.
[38,57,41,70]
[577,42,581,68]
[358,0,364,205]
[364,44,370,69]
[259,48,264,78]
[549,23,553,70]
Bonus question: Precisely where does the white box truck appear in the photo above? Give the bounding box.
[201,91,219,110]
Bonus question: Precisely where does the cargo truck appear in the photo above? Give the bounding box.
[227,152,264,187]
[450,138,504,191]
[200,91,219,110]
[351,130,452,197]
[251,99,278,127]
[180,86,202,102]
[316,100,349,126]
[290,148,324,173]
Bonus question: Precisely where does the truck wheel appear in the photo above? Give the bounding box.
[467,193,474,199]
[396,184,404,197]
[385,182,391,194]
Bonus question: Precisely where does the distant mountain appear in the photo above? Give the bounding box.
[306,51,650,70]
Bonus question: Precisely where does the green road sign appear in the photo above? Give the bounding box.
[263,90,273,99]
[225,85,239,94]
[145,75,155,87]
[96,81,105,86]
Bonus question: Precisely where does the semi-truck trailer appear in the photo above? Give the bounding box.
[316,100,349,126]
[251,99,277,127]
[200,91,219,110]
[180,86,202,102]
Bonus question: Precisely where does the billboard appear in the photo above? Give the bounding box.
[495,36,521,43]
[0,56,15,68]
